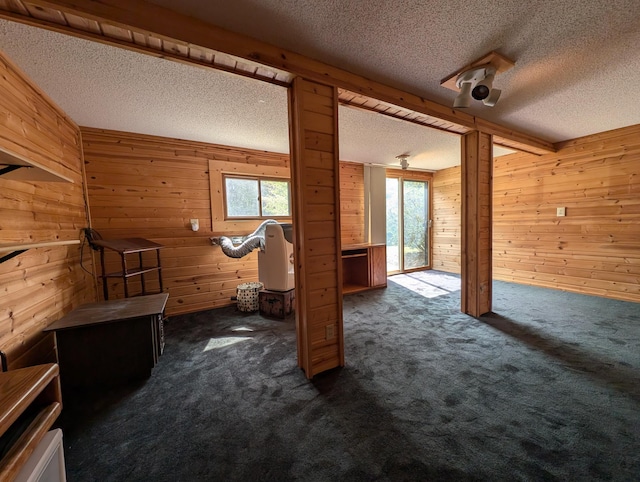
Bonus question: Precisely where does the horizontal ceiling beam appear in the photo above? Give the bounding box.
[0,6,292,87]
[21,0,555,154]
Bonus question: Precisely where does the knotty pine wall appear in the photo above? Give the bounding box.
[432,165,462,274]
[81,128,290,315]
[81,128,366,316]
[339,161,365,245]
[0,50,95,368]
[432,124,640,303]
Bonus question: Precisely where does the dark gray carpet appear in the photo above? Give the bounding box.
[56,272,640,481]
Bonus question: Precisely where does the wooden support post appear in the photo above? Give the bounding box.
[289,77,344,378]
[461,131,493,317]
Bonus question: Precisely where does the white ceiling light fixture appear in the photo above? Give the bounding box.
[441,51,515,109]
[396,154,410,170]
[454,65,501,108]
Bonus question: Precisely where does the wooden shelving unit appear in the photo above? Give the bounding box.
[0,363,62,481]
[93,238,164,300]
[341,243,387,294]
[0,144,79,265]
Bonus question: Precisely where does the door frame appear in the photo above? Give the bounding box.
[386,169,434,274]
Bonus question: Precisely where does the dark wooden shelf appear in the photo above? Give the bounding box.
[103,266,163,278]
[93,238,163,253]
[93,238,164,300]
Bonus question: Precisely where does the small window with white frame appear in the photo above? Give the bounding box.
[224,175,291,219]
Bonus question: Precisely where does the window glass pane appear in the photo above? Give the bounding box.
[261,180,290,217]
[226,178,260,217]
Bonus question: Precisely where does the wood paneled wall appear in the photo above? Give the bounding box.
[0,49,94,368]
[493,125,640,302]
[432,165,461,273]
[339,161,365,245]
[82,127,365,316]
[432,124,640,303]
[81,127,291,316]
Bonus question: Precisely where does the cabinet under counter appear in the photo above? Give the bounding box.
[341,243,387,294]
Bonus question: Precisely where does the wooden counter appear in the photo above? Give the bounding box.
[0,363,62,481]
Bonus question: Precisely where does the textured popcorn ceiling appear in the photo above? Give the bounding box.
[3,0,640,169]
[0,20,289,155]
[148,0,640,142]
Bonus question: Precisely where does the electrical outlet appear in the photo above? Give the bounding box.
[556,207,566,217]
[325,324,335,339]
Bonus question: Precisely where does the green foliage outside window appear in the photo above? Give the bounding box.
[261,180,290,216]
[403,180,428,255]
[225,176,290,218]
[226,178,260,217]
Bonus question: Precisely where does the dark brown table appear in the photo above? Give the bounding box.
[44,293,168,388]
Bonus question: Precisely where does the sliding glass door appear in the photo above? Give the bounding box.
[386,175,430,273]
[386,177,401,272]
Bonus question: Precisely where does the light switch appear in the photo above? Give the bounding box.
[556,207,566,217]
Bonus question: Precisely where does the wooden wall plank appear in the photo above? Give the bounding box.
[492,124,640,302]
[83,127,359,317]
[289,77,344,378]
[82,128,290,315]
[0,48,95,367]
[460,131,492,316]
[432,124,640,303]
[433,165,461,273]
[339,161,365,245]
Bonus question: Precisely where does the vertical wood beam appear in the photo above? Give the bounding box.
[288,77,344,378]
[461,131,493,317]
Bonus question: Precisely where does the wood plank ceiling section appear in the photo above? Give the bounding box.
[0,0,555,156]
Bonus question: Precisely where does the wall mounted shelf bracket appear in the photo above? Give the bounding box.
[0,146,73,182]
[0,240,81,264]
